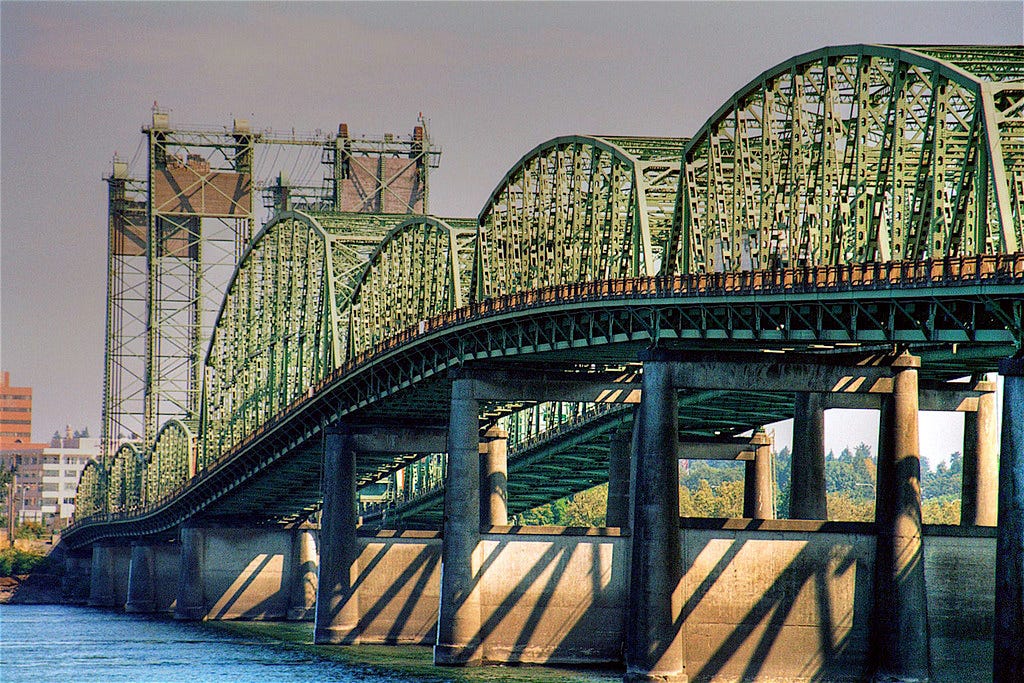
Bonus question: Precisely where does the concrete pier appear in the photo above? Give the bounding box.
[175,525,206,620]
[315,427,360,644]
[962,382,999,527]
[288,528,318,621]
[743,430,775,520]
[626,361,685,682]
[870,354,929,682]
[791,392,827,519]
[87,542,117,608]
[125,542,156,613]
[435,377,483,665]
[480,426,508,527]
[606,426,632,529]
[995,356,1024,682]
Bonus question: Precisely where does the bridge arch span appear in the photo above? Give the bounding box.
[74,459,107,520]
[201,210,336,466]
[106,441,145,514]
[346,216,477,358]
[476,135,685,296]
[144,419,197,507]
[672,44,1024,274]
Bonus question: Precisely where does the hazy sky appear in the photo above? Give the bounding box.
[2,2,1021,458]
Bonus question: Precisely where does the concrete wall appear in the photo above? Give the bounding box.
[355,530,441,644]
[923,529,995,683]
[349,523,995,680]
[108,544,132,608]
[679,521,875,682]
[478,528,627,664]
[152,542,180,613]
[201,527,293,620]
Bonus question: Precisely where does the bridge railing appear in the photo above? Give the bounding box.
[67,252,1023,530]
[343,253,1024,372]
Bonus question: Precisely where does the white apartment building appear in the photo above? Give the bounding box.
[41,436,99,524]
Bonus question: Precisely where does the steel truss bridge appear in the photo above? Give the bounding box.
[68,44,1024,549]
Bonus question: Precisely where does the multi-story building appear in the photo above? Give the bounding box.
[0,371,51,525]
[0,370,35,447]
[41,431,100,525]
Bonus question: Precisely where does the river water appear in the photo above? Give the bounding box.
[0,605,618,683]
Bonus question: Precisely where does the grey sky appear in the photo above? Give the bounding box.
[2,2,1021,458]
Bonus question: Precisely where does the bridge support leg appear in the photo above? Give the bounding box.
[870,354,929,682]
[87,542,117,608]
[175,525,206,620]
[125,542,156,613]
[744,430,775,520]
[994,357,1024,682]
[961,384,999,526]
[288,529,318,621]
[315,428,360,644]
[626,361,685,682]
[435,377,482,666]
[791,392,827,519]
[606,426,632,529]
[480,426,508,527]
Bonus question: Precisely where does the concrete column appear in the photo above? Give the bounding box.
[791,392,827,519]
[175,525,206,620]
[744,430,775,520]
[870,355,929,682]
[994,357,1024,682]
[961,383,999,526]
[62,553,92,603]
[87,543,117,608]
[125,542,156,613]
[288,529,318,621]
[315,427,360,644]
[435,377,482,666]
[479,426,508,527]
[625,361,685,682]
[606,426,632,529]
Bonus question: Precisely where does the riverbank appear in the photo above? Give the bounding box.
[207,621,621,682]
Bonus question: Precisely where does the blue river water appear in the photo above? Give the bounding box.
[0,605,417,683]
[0,604,618,683]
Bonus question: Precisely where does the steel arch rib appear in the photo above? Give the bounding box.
[346,215,478,359]
[672,44,1024,275]
[476,135,684,295]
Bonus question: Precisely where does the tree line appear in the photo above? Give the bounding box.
[518,442,965,526]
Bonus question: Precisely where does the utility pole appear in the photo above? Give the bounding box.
[6,466,17,547]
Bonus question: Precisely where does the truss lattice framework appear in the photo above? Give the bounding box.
[106,442,145,514]
[74,461,106,520]
[671,44,1024,275]
[143,419,197,508]
[200,210,418,465]
[76,45,1024,527]
[102,162,148,471]
[347,216,478,356]
[476,135,685,298]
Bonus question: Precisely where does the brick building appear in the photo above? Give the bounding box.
[0,371,51,524]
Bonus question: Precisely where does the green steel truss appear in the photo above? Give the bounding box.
[71,45,1024,540]
[106,442,145,514]
[144,419,197,509]
[670,45,1024,275]
[475,135,684,297]
[348,217,478,356]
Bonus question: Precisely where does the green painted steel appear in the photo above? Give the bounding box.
[144,419,197,508]
[106,442,145,514]
[74,460,107,521]
[670,44,1024,275]
[347,216,477,358]
[69,45,1024,542]
[476,135,684,296]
